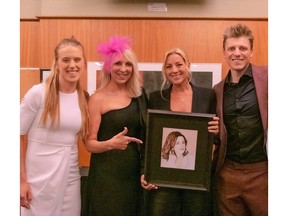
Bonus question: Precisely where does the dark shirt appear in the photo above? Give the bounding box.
[223,64,267,163]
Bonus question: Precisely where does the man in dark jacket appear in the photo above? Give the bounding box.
[213,23,268,216]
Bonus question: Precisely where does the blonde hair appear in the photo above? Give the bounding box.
[41,36,89,142]
[223,23,254,50]
[97,48,142,98]
[160,48,191,98]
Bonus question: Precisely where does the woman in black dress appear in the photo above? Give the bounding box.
[85,36,147,216]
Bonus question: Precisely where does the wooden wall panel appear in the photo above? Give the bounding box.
[78,139,90,166]
[20,21,40,68]
[20,69,40,100]
[20,18,268,166]
[35,19,268,77]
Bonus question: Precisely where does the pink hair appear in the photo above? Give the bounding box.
[97,36,132,73]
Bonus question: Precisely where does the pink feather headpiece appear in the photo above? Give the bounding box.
[97,36,132,73]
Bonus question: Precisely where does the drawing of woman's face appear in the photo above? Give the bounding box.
[173,136,186,156]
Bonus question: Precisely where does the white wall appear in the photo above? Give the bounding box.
[20,0,268,19]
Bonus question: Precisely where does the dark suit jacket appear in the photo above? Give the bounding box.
[137,88,148,128]
[148,83,216,114]
[213,64,268,174]
[147,83,218,174]
[137,88,148,175]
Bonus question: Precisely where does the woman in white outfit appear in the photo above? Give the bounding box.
[20,36,89,216]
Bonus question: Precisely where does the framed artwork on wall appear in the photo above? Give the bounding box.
[87,62,222,95]
[40,68,51,83]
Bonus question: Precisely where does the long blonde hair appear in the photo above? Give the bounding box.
[97,48,142,98]
[40,36,89,142]
[160,48,192,98]
[97,36,142,98]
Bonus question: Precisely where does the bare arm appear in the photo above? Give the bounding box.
[20,135,32,208]
[85,93,142,153]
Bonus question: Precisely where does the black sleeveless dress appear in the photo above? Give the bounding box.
[86,99,142,216]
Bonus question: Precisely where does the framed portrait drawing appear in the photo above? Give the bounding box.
[144,109,215,191]
[87,62,221,95]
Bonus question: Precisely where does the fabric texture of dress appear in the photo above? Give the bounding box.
[86,98,144,216]
[20,83,81,216]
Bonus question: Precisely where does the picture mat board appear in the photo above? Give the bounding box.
[144,109,215,191]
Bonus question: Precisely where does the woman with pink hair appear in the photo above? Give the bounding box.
[85,36,147,216]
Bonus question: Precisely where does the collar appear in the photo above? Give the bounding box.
[225,64,253,85]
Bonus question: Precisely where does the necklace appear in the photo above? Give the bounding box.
[173,91,193,101]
